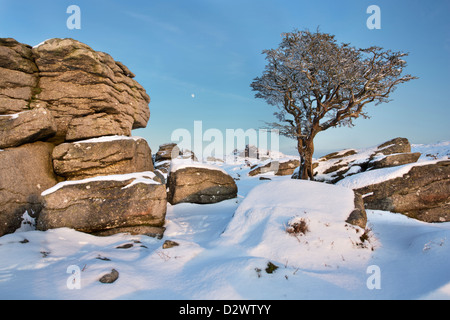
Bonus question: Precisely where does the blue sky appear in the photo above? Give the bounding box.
[1,0,449,156]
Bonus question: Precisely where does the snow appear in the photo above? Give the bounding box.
[169,158,229,175]
[1,141,450,300]
[220,180,372,271]
[41,171,160,196]
[32,39,52,48]
[412,141,450,161]
[0,113,20,120]
[73,135,145,144]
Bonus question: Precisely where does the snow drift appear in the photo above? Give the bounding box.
[220,180,372,270]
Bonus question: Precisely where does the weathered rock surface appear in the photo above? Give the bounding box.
[167,165,238,205]
[319,149,357,162]
[376,137,411,155]
[249,159,300,176]
[32,38,150,142]
[368,152,422,170]
[0,142,58,236]
[354,161,450,223]
[0,38,39,114]
[154,143,180,162]
[37,173,167,235]
[65,113,128,142]
[52,136,154,180]
[313,137,418,183]
[345,193,368,229]
[0,107,57,148]
[0,38,151,143]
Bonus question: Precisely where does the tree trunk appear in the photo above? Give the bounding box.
[296,138,315,180]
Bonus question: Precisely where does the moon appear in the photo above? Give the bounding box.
[191,93,195,98]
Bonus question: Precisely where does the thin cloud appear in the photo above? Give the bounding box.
[124,11,182,34]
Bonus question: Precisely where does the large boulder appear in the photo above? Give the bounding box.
[313,137,418,183]
[340,160,450,223]
[32,38,150,142]
[52,136,154,180]
[0,107,57,149]
[0,38,39,114]
[37,172,167,237]
[376,137,411,155]
[0,38,151,143]
[167,163,238,205]
[0,142,58,236]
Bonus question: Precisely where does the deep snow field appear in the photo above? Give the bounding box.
[0,141,449,300]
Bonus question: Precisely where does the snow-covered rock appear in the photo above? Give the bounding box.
[313,137,418,183]
[38,172,167,237]
[331,140,450,223]
[339,160,450,222]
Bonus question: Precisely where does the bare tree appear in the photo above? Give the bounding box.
[251,29,417,180]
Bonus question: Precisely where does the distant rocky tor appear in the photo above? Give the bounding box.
[0,37,160,237]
